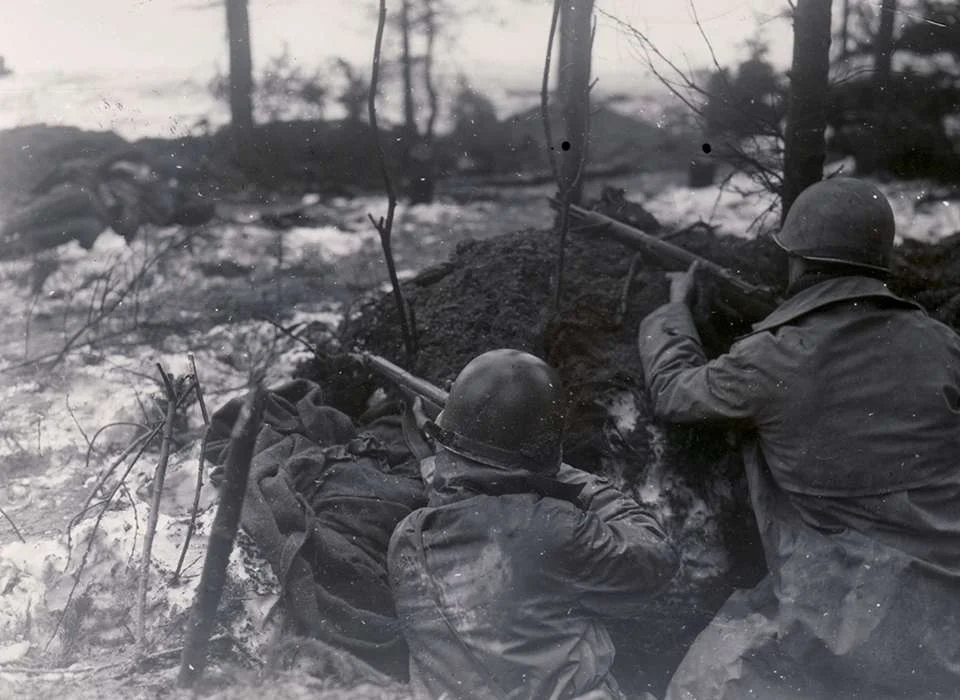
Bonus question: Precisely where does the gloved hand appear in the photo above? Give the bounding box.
[666,260,701,307]
[400,393,437,461]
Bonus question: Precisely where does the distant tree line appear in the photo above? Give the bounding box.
[702,0,960,183]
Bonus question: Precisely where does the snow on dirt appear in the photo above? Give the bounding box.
[637,168,960,244]
[0,177,957,697]
[0,191,552,697]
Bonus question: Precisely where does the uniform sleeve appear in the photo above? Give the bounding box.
[637,302,773,424]
[555,465,679,618]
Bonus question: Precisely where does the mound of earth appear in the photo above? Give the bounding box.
[297,220,960,695]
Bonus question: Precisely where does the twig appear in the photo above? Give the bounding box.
[541,0,562,184]
[2,635,233,681]
[188,353,210,426]
[0,505,25,543]
[82,422,153,481]
[136,363,179,658]
[368,0,417,367]
[120,480,140,566]
[257,316,322,358]
[603,7,785,202]
[50,381,195,650]
[73,426,158,532]
[178,383,267,688]
[46,231,191,370]
[171,429,210,584]
[50,427,154,649]
[173,351,214,583]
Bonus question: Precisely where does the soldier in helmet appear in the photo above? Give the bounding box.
[637,177,960,699]
[388,348,678,700]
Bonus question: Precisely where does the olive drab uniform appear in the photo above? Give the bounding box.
[638,276,960,699]
[387,349,679,700]
[389,455,678,700]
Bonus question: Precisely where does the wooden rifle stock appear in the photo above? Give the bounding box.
[352,352,448,415]
[549,198,781,320]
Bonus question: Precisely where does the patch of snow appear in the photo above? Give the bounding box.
[637,173,960,244]
[377,270,417,294]
[283,226,378,262]
[285,306,343,331]
[604,390,639,435]
[0,641,30,663]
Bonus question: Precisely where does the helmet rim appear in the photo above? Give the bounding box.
[771,232,891,273]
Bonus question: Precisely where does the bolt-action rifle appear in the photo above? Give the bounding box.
[548,198,782,321]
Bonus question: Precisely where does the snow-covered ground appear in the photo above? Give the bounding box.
[0,179,956,695]
[0,194,549,695]
[636,166,960,244]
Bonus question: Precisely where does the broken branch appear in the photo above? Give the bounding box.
[173,355,212,583]
[368,0,417,366]
[0,505,25,544]
[178,383,267,687]
[136,362,179,658]
[541,0,562,184]
[189,353,210,426]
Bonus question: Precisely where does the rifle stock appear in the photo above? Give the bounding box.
[352,352,448,415]
[549,198,781,320]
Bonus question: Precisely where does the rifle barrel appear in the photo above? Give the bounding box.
[353,352,449,408]
[549,198,780,319]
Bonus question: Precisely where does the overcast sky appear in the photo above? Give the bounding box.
[0,0,793,89]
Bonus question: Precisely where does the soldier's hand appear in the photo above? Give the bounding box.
[410,396,430,432]
[667,261,700,307]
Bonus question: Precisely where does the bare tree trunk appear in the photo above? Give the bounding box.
[423,0,439,143]
[556,3,572,103]
[781,0,833,223]
[399,0,417,145]
[874,0,897,136]
[409,0,438,206]
[225,0,254,163]
[556,0,595,206]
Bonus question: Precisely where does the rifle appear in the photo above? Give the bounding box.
[352,351,447,462]
[548,198,781,321]
[351,352,448,415]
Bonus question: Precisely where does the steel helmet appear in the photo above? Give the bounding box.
[774,177,896,273]
[426,349,565,474]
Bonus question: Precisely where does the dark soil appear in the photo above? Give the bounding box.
[296,225,786,695]
[297,220,960,697]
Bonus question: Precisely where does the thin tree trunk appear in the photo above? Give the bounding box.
[557,0,595,206]
[399,0,417,144]
[556,3,573,103]
[781,0,833,223]
[408,0,438,206]
[225,0,254,163]
[874,0,897,134]
[423,0,439,143]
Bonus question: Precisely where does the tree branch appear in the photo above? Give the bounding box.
[541,0,563,185]
[0,505,24,543]
[178,383,266,687]
[423,0,440,142]
[172,354,213,583]
[136,363,179,659]
[369,0,418,366]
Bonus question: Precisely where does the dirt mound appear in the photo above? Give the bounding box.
[297,226,785,694]
[297,222,960,696]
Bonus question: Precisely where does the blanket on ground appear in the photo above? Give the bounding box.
[205,379,426,679]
